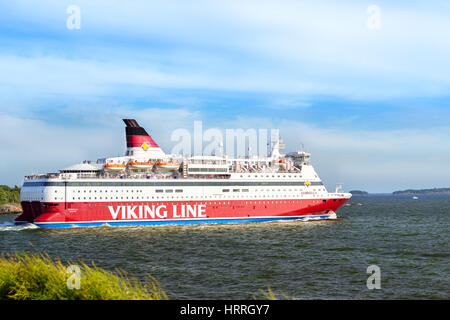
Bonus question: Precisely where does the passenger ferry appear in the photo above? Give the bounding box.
[15,119,351,228]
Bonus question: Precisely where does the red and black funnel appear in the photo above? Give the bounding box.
[123,119,159,149]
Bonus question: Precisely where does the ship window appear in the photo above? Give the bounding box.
[156,190,163,193]
[165,190,173,193]
[222,189,230,192]
[175,190,183,193]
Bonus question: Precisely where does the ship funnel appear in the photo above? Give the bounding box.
[123,119,165,158]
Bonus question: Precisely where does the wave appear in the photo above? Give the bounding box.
[0,222,39,232]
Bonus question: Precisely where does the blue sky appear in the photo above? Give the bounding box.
[0,0,449,192]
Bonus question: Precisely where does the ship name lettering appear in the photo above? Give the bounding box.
[108,204,207,220]
[173,204,207,218]
[108,205,168,219]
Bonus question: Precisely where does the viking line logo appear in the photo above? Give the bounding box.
[108,204,207,220]
[141,142,149,150]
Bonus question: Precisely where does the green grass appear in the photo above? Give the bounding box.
[0,252,168,300]
[255,287,294,300]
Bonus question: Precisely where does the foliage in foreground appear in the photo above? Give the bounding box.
[0,252,168,300]
[255,287,294,300]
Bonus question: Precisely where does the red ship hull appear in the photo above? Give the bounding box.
[15,197,349,228]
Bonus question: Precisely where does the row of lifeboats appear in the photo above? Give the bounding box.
[104,160,181,172]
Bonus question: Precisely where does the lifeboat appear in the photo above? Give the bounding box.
[128,161,154,170]
[156,162,181,172]
[104,163,126,171]
[271,159,287,169]
[278,159,287,169]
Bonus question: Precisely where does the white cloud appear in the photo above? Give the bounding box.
[1,1,449,192]
[1,1,450,99]
[214,116,450,192]
[0,108,200,186]
[1,111,449,192]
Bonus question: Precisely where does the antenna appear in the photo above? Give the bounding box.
[335,183,344,193]
[218,141,224,156]
[279,136,286,150]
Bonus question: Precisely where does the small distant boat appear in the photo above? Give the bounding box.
[344,202,363,207]
[412,196,419,200]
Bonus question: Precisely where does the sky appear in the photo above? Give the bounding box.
[0,0,449,193]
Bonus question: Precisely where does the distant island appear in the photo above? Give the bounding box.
[349,190,368,195]
[393,188,450,195]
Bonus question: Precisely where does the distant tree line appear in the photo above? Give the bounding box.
[0,186,21,205]
[393,188,450,195]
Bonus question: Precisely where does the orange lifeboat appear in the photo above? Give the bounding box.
[156,162,181,172]
[128,161,154,170]
[278,159,287,169]
[104,163,126,171]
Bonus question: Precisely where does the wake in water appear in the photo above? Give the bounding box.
[0,222,39,232]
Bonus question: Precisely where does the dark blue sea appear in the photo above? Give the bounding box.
[1,194,448,299]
